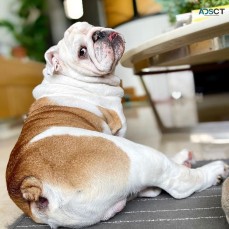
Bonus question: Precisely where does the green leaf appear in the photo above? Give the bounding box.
[0,20,16,33]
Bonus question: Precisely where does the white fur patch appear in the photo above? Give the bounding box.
[31,127,104,143]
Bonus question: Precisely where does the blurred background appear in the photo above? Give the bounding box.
[0,2,229,227]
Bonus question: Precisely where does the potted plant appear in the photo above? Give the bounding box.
[0,0,49,62]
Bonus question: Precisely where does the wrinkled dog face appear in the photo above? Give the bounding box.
[45,22,125,77]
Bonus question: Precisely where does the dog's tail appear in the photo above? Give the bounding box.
[7,175,48,216]
[20,176,42,202]
[20,176,49,210]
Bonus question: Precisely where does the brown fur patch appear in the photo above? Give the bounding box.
[99,106,122,135]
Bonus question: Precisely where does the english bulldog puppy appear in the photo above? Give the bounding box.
[6,22,229,229]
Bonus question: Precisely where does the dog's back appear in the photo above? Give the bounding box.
[6,97,130,227]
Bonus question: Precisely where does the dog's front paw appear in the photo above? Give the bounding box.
[199,161,229,189]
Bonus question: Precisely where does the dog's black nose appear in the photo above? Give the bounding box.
[92,31,106,42]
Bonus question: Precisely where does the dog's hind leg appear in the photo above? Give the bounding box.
[138,149,195,198]
[107,136,229,199]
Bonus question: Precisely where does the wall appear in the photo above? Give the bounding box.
[48,0,107,45]
[115,14,171,96]
[47,0,69,45]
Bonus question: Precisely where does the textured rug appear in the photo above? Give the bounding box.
[9,160,229,229]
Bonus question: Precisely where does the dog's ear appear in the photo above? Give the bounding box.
[44,46,61,75]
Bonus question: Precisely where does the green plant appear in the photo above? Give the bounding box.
[156,0,228,23]
[0,0,49,62]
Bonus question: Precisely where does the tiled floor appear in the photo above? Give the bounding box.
[1,103,229,228]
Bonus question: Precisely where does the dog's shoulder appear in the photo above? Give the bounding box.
[26,98,106,137]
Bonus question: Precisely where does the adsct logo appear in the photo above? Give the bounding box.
[199,7,225,16]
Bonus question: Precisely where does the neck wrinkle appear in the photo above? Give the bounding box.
[32,69,127,137]
[34,69,123,99]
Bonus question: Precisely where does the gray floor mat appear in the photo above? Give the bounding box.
[9,160,229,229]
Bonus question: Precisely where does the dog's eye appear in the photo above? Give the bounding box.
[79,47,87,57]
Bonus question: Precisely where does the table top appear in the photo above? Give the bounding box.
[121,15,229,70]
